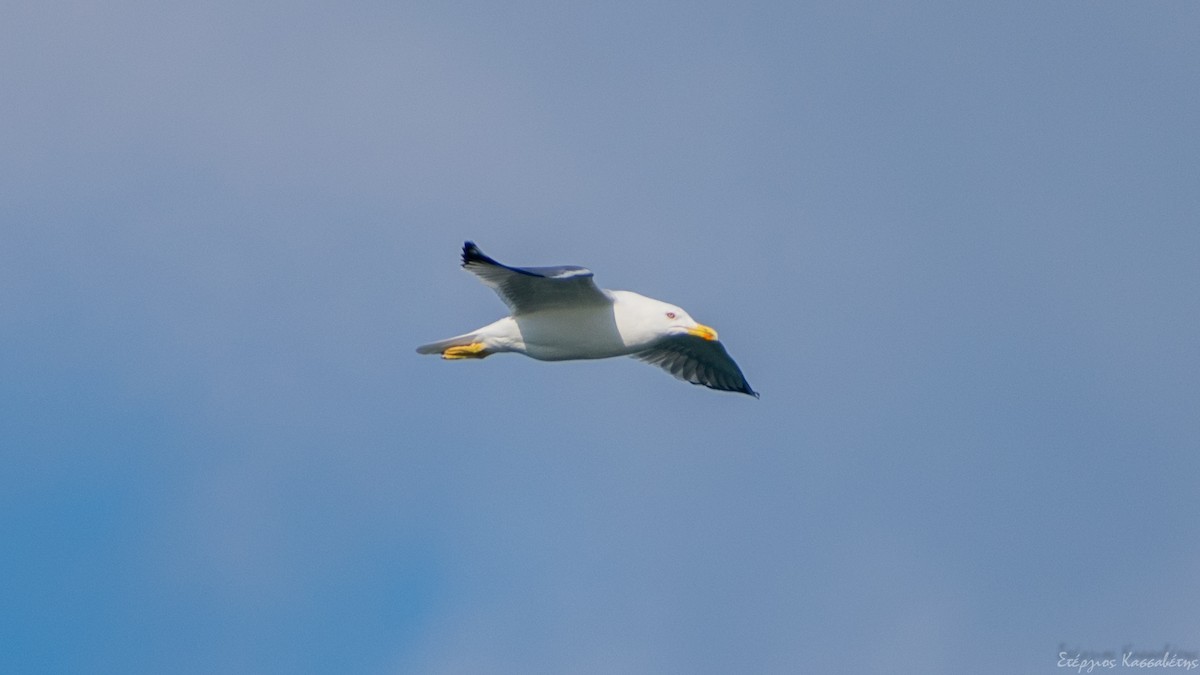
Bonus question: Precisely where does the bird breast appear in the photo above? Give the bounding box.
[514,307,631,361]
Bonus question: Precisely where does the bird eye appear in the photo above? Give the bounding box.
[666,311,676,319]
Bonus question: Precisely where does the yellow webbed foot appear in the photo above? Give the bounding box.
[442,342,490,360]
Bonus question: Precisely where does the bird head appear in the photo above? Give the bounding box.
[660,304,719,342]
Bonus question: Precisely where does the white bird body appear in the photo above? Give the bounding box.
[417,242,756,397]
[447,291,695,361]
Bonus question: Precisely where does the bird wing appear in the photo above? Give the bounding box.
[633,335,758,397]
[461,241,612,314]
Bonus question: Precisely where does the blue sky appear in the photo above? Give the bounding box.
[3,1,1198,673]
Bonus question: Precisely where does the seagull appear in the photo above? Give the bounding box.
[417,242,757,397]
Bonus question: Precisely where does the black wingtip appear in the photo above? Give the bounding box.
[706,383,758,398]
[734,383,760,398]
[462,241,496,267]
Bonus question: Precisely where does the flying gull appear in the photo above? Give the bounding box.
[417,242,757,397]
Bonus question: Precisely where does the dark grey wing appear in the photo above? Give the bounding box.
[633,335,758,397]
[461,242,612,314]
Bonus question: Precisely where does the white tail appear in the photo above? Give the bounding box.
[415,331,480,355]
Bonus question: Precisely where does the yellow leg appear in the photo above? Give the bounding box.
[442,342,490,360]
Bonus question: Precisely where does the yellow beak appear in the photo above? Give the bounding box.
[687,323,719,341]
